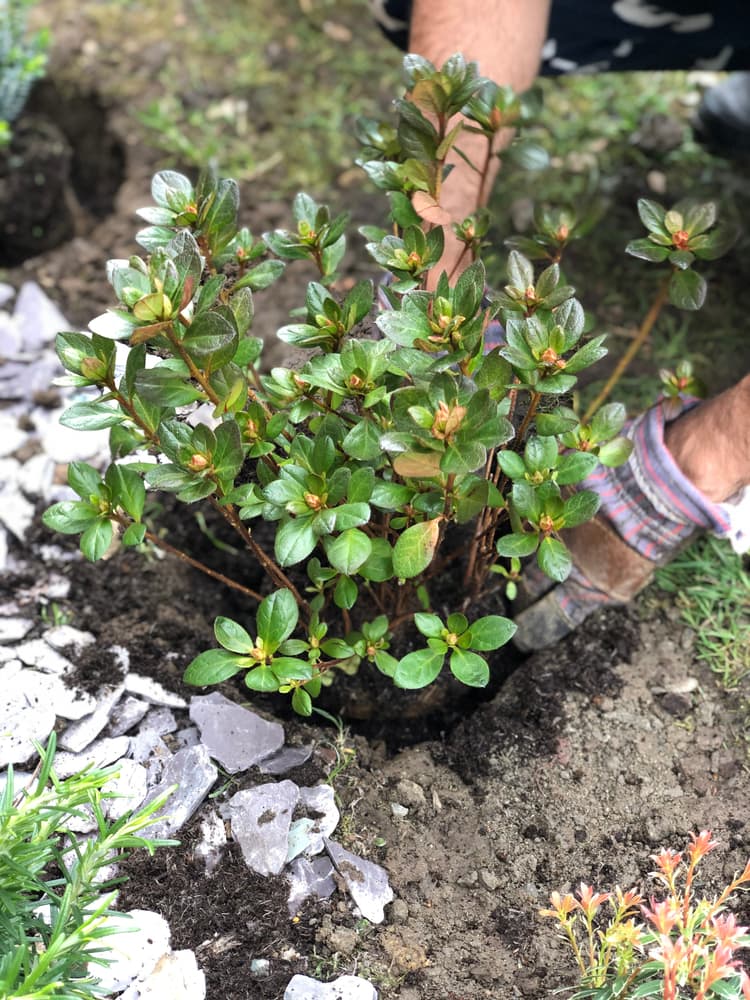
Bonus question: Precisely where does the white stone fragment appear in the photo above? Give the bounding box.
[125,673,187,709]
[174,726,200,749]
[14,281,70,351]
[142,744,218,838]
[60,683,126,752]
[17,453,55,499]
[0,616,34,643]
[189,692,284,773]
[194,808,227,874]
[0,527,7,572]
[284,975,378,1000]
[89,909,172,993]
[287,785,340,863]
[102,758,149,820]
[0,313,21,358]
[224,780,299,875]
[14,638,76,675]
[53,736,132,779]
[0,482,35,541]
[324,839,394,924]
[43,625,96,653]
[287,856,337,916]
[0,414,27,457]
[40,414,110,464]
[258,744,313,775]
[121,949,206,1000]
[128,730,172,784]
[108,695,150,736]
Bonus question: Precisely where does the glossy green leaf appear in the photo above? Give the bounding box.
[184,648,246,685]
[495,532,539,558]
[42,501,99,535]
[256,589,299,650]
[669,268,706,311]
[449,648,490,687]
[467,615,516,651]
[393,647,445,689]
[392,518,441,579]
[537,535,572,582]
[214,616,255,654]
[326,529,372,575]
[80,519,113,562]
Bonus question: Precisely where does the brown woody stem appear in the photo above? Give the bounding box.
[142,529,265,603]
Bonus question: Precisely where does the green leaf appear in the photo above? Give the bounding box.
[357,537,394,582]
[556,451,599,486]
[334,574,358,609]
[135,367,205,406]
[637,198,667,234]
[598,436,633,467]
[495,532,539,558]
[105,464,145,521]
[59,402,124,431]
[244,667,280,692]
[256,589,299,651]
[331,502,371,531]
[184,648,246,685]
[537,535,572,582]
[374,650,398,678]
[511,482,541,521]
[535,410,578,436]
[497,450,526,480]
[563,489,600,528]
[122,522,147,546]
[625,238,670,263]
[292,687,313,716]
[449,648,490,687]
[414,613,444,638]
[182,310,238,366]
[275,517,317,566]
[325,529,372,575]
[669,268,706,311]
[42,501,99,535]
[590,402,627,442]
[68,461,103,500]
[467,615,517,651]
[234,259,285,291]
[214,616,255,654]
[392,518,441,579]
[348,467,376,504]
[393,648,445,689]
[80,519,113,562]
[271,658,314,681]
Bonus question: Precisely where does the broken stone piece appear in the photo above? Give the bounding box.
[141,706,178,736]
[287,856,337,916]
[108,695,150,737]
[0,616,34,643]
[125,673,187,709]
[128,729,172,783]
[60,683,126,752]
[53,736,132,779]
[325,839,394,924]
[122,949,206,1000]
[284,974,378,999]
[42,625,96,653]
[189,692,284,773]
[142,744,218,838]
[89,909,172,993]
[13,638,76,675]
[258,743,313,775]
[102,758,149,821]
[224,780,299,875]
[14,281,70,351]
[194,807,227,875]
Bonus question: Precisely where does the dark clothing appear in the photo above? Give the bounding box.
[371,0,750,73]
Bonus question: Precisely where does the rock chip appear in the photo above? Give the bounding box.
[89,909,171,993]
[224,780,299,875]
[190,692,284,773]
[324,839,394,923]
[287,856,337,916]
[60,683,126,752]
[143,744,218,838]
[125,673,186,708]
[284,974,378,999]
[53,736,132,779]
[258,743,313,775]
[0,616,34,643]
[122,949,206,1000]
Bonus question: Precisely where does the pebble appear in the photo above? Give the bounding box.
[284,975,378,1000]
[142,744,219,839]
[324,839,394,924]
[60,682,126,752]
[287,856,337,916]
[224,780,299,875]
[125,673,187,709]
[189,692,284,773]
[0,616,34,643]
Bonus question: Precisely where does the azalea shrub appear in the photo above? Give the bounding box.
[43,54,732,714]
[541,831,750,999]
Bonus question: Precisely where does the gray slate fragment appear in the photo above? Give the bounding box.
[0,616,34,643]
[0,414,27,457]
[128,729,172,783]
[194,808,227,874]
[0,666,56,765]
[60,683,126,752]
[142,744,218,838]
[0,481,35,541]
[14,638,75,675]
[108,695,150,736]
[190,692,284,773]
[14,281,69,351]
[258,743,313,775]
[324,839,394,924]
[17,453,55,499]
[224,780,299,875]
[141,706,177,736]
[287,785,339,862]
[102,759,149,820]
[284,975,378,999]
[287,856,337,916]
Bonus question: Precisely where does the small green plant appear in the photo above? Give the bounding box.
[0,733,175,997]
[42,54,732,716]
[655,535,750,688]
[541,831,750,999]
[0,0,49,146]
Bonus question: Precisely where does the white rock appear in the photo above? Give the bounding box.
[17,453,55,498]
[89,909,171,993]
[14,638,76,675]
[0,283,14,307]
[0,312,22,359]
[194,808,227,874]
[43,625,96,653]
[287,786,340,862]
[53,736,132,779]
[0,482,35,541]
[284,975,378,999]
[40,414,110,464]
[14,281,70,351]
[102,758,149,820]
[0,414,27,457]
[0,616,34,643]
[141,706,177,736]
[224,780,299,875]
[189,692,284,773]
[0,769,35,800]
[124,949,206,1000]
[0,527,7,572]
[142,744,218,838]
[125,673,187,709]
[0,667,56,764]
[324,840,394,924]
[60,683,126,752]
[287,856,337,916]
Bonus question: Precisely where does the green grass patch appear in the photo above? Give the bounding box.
[655,536,750,689]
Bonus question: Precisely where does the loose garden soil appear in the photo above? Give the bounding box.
[4,5,750,997]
